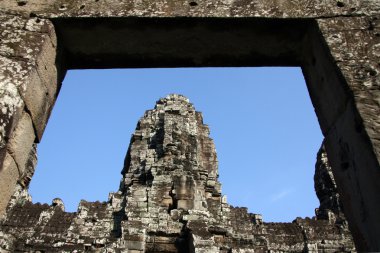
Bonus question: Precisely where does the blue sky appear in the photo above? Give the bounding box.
[29,67,323,222]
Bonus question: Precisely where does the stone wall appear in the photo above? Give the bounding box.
[0,0,379,250]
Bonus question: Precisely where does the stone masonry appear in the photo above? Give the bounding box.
[0,94,355,252]
[0,0,380,250]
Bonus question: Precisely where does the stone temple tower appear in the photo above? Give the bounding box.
[114,94,225,252]
[0,94,355,252]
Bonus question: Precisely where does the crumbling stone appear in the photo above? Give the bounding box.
[1,0,379,249]
[0,95,355,252]
[314,143,345,224]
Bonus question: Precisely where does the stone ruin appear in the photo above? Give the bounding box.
[0,0,380,251]
[0,94,356,252]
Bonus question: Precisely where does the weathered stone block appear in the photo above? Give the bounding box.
[7,112,35,175]
[0,88,23,156]
[34,31,58,103]
[126,240,144,250]
[127,250,143,253]
[21,31,58,141]
[0,58,26,145]
[0,152,19,217]
[0,13,58,143]
[177,199,193,211]
[22,70,51,142]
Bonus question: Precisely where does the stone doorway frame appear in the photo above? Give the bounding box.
[0,1,379,251]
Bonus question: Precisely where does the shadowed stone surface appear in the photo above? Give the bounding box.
[0,95,355,252]
[314,143,345,224]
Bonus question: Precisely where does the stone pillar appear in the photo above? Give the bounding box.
[318,17,380,250]
[0,13,60,216]
[301,15,380,250]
